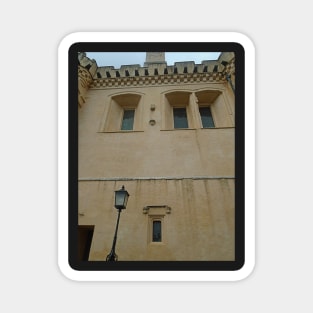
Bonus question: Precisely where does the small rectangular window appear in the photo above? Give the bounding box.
[199,107,215,128]
[121,109,135,130]
[152,220,162,242]
[173,107,188,129]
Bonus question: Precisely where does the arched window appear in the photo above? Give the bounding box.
[163,91,193,129]
[100,93,143,132]
[195,90,221,128]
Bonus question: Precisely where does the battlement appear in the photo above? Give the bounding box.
[78,52,235,106]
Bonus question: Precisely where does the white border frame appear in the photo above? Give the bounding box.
[58,32,255,281]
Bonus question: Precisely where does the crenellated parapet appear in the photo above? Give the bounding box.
[91,70,226,89]
[78,53,97,107]
[78,52,235,104]
[78,52,97,76]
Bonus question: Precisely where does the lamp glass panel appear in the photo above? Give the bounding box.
[115,192,125,207]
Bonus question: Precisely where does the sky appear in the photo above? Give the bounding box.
[85,52,221,68]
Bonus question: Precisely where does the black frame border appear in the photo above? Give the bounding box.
[68,42,245,271]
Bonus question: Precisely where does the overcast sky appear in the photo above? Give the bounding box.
[86,52,221,68]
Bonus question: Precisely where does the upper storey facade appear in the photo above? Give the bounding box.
[78,52,235,108]
[77,52,236,180]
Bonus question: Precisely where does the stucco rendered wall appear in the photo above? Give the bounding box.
[78,53,235,261]
[78,86,235,261]
[79,178,234,261]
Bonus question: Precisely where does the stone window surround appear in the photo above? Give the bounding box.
[98,87,233,133]
[99,92,144,132]
[162,89,223,130]
[143,205,171,244]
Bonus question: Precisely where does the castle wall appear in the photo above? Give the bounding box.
[78,52,235,261]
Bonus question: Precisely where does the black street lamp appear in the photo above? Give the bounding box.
[106,185,129,261]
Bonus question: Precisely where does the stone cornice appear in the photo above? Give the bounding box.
[90,72,226,89]
[79,176,235,181]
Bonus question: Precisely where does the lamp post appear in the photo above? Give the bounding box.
[106,185,129,261]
